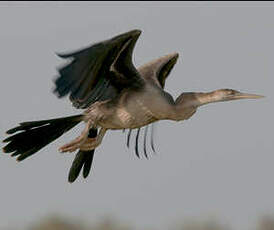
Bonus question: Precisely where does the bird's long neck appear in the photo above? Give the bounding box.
[176,92,216,107]
[169,89,263,121]
[171,92,216,121]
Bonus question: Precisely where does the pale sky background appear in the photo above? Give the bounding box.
[0,2,273,230]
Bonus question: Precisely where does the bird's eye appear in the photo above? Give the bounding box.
[226,89,236,95]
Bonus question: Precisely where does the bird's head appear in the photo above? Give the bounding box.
[210,89,264,103]
[173,89,264,121]
[175,89,264,111]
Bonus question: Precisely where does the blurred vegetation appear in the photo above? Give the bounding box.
[10,215,274,230]
[29,216,132,230]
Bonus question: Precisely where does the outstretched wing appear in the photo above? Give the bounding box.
[138,53,179,88]
[54,30,144,109]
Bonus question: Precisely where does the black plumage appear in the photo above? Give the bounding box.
[68,128,97,183]
[3,115,82,161]
[54,30,143,109]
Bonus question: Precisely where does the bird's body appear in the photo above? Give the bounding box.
[2,29,263,183]
[84,82,174,130]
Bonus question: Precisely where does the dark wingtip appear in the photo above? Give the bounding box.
[16,156,24,162]
[120,29,141,38]
[126,129,132,148]
[53,88,64,99]
[55,52,62,57]
[68,150,86,183]
[2,145,12,153]
[82,172,88,179]
[68,175,76,183]
[151,144,156,153]
[83,162,91,179]
[6,128,18,135]
[68,170,79,183]
[2,137,9,143]
[55,52,72,59]
[150,124,156,153]
[83,168,90,179]
[3,137,9,142]
[144,152,148,160]
[68,179,75,184]
[131,29,142,37]
[135,129,141,159]
[16,151,31,161]
[143,126,149,159]
[82,152,94,179]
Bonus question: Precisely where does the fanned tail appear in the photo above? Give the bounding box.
[3,115,83,161]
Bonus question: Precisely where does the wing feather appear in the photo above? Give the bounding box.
[138,53,179,88]
[54,30,143,109]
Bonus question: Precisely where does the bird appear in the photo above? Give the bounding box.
[2,29,264,183]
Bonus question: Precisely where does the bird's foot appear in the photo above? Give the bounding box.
[59,137,98,153]
[79,137,97,151]
[79,128,107,151]
[59,120,93,153]
[59,135,87,153]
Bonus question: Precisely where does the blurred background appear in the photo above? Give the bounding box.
[13,216,274,230]
[0,2,273,230]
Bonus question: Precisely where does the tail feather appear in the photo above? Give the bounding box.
[5,116,81,135]
[3,115,82,161]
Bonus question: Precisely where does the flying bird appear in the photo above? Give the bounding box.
[2,30,264,183]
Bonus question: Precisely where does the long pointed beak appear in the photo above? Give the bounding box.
[232,92,265,100]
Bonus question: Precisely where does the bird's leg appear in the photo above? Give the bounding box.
[59,119,93,153]
[79,128,107,151]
